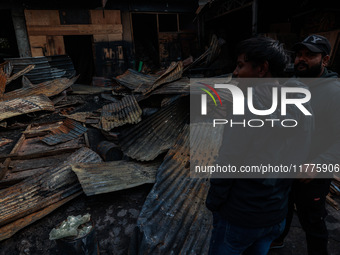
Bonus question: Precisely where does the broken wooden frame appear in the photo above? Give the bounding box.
[0,120,89,182]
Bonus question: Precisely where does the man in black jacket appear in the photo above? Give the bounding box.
[206,37,314,255]
[272,35,340,255]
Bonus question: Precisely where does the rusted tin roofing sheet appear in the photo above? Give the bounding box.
[42,119,87,146]
[0,147,102,240]
[113,69,157,90]
[47,55,76,79]
[130,124,224,254]
[0,76,77,102]
[71,160,160,196]
[150,77,189,95]
[0,95,55,121]
[5,56,75,84]
[136,61,184,95]
[62,112,99,124]
[119,97,189,161]
[0,121,87,183]
[101,95,142,131]
[134,78,189,102]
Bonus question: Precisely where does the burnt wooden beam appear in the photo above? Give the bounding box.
[27,24,123,36]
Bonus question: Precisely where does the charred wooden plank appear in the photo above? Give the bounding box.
[6,65,35,85]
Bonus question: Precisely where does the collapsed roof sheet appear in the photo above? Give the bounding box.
[71,160,160,196]
[113,69,157,90]
[42,119,87,146]
[0,77,77,102]
[135,78,190,102]
[114,61,183,95]
[5,55,75,84]
[0,95,55,121]
[130,123,224,254]
[119,97,189,161]
[101,95,142,131]
[150,77,189,95]
[135,61,183,95]
[0,147,102,237]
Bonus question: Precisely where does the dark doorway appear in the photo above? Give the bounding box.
[0,10,19,62]
[132,14,159,70]
[64,35,95,84]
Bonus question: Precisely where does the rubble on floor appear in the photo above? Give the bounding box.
[0,58,191,249]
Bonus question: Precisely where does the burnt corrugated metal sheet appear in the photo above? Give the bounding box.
[134,78,189,102]
[136,61,184,95]
[119,97,189,161]
[101,95,142,131]
[150,77,189,95]
[0,147,102,240]
[5,55,75,84]
[42,119,87,146]
[71,160,160,196]
[130,124,224,254]
[63,112,99,124]
[113,69,157,90]
[113,62,183,95]
[47,55,76,79]
[0,76,77,102]
[0,95,55,121]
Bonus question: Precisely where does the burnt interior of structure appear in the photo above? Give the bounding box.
[132,13,160,70]
[0,10,19,62]
[64,35,95,85]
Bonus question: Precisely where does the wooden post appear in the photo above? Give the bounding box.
[252,0,258,36]
[11,8,32,57]
[121,11,134,68]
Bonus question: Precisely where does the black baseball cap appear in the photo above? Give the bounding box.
[293,35,331,55]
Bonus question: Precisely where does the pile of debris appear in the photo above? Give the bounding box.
[0,52,217,254]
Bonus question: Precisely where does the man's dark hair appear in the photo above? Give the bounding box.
[236,36,289,76]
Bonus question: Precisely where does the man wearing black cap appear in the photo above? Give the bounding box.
[272,35,340,255]
[294,34,331,77]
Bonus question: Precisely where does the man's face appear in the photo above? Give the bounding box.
[233,54,259,78]
[294,48,324,77]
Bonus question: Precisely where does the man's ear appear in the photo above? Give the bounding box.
[258,61,270,77]
[322,55,330,67]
